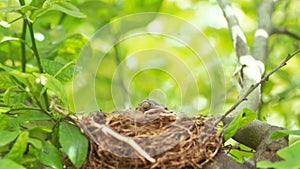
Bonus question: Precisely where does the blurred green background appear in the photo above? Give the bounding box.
[1,0,300,135]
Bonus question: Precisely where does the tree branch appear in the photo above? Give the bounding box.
[218,48,300,123]
[273,27,300,41]
[204,150,249,169]
[217,0,264,117]
[252,0,277,62]
[216,0,292,167]
[217,0,250,57]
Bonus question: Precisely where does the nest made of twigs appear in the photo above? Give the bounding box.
[78,110,222,169]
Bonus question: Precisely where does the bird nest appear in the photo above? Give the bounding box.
[78,105,222,169]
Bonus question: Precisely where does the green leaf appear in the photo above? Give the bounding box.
[38,141,63,169]
[224,108,256,141]
[270,130,300,140]
[257,160,277,168]
[30,0,47,8]
[4,131,29,162]
[0,114,10,130]
[28,137,43,149]
[57,34,87,62]
[59,122,88,168]
[48,1,86,18]
[0,159,26,169]
[3,86,27,106]
[224,114,242,141]
[10,110,51,127]
[240,108,256,125]
[257,141,300,169]
[0,107,10,113]
[0,129,20,146]
[0,71,15,89]
[0,36,21,43]
[0,64,38,92]
[28,126,52,135]
[34,73,68,105]
[277,140,300,160]
[41,59,75,82]
[0,6,22,13]
[31,1,86,20]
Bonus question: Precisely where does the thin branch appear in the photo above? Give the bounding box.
[273,27,300,41]
[5,107,45,114]
[49,97,78,124]
[3,104,55,121]
[91,121,156,163]
[217,48,300,124]
[8,16,23,24]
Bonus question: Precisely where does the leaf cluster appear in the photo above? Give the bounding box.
[0,1,88,168]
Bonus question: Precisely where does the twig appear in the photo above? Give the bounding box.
[91,121,156,163]
[49,97,78,125]
[217,48,300,124]
[5,107,46,114]
[50,97,66,115]
[273,27,300,41]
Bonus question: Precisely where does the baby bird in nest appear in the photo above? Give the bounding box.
[136,99,173,115]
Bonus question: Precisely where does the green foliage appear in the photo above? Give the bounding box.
[27,1,86,21]
[224,108,256,141]
[59,122,88,168]
[257,140,300,169]
[3,86,27,106]
[38,141,63,169]
[0,0,89,168]
[34,73,68,105]
[1,0,300,168]
[0,159,26,169]
[0,129,20,146]
[0,72,15,89]
[41,59,75,82]
[4,131,29,162]
[270,129,300,140]
[57,34,87,62]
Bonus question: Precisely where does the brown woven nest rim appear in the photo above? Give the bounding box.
[79,110,222,169]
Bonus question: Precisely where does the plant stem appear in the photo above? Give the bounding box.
[19,0,25,5]
[27,23,50,109]
[19,0,26,72]
[57,13,66,25]
[26,20,43,73]
[19,0,49,110]
[20,20,27,72]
